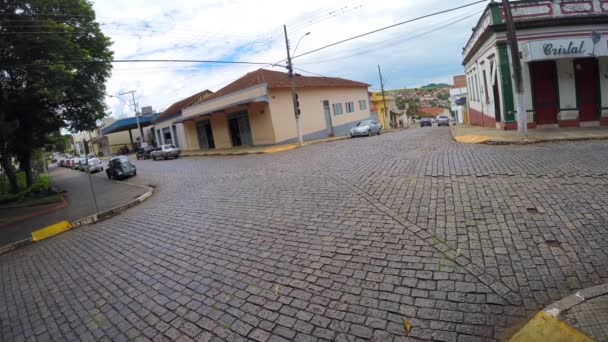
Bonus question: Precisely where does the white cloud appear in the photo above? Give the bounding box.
[92,0,485,116]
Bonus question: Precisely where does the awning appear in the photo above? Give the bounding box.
[101,113,160,135]
[455,97,467,106]
[173,96,268,124]
[90,135,108,144]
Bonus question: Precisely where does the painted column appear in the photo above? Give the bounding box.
[497,44,516,123]
[600,57,608,124]
[556,59,579,122]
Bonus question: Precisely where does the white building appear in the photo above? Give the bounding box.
[450,75,467,124]
[463,0,608,129]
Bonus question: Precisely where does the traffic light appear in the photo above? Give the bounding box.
[295,93,301,115]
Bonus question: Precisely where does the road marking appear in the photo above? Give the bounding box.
[31,221,73,242]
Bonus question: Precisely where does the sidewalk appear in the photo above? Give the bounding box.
[182,136,350,157]
[511,283,608,341]
[451,125,608,144]
[0,166,148,248]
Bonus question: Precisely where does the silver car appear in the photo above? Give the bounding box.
[350,120,382,137]
[70,158,81,170]
[437,115,450,127]
[85,158,104,173]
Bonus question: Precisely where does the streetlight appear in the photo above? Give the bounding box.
[293,32,310,57]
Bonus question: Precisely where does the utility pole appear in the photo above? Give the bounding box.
[83,139,99,214]
[502,0,527,135]
[283,25,304,146]
[120,90,145,146]
[378,65,389,130]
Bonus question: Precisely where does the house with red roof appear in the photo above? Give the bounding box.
[172,69,371,150]
[152,89,213,148]
[419,107,449,118]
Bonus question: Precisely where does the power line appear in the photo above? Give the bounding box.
[293,67,329,77]
[292,0,488,60]
[298,10,482,66]
[1,59,285,68]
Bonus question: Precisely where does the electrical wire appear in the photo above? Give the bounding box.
[1,59,285,68]
[291,0,488,60]
[297,10,482,66]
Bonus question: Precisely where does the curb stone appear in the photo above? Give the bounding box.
[0,185,153,256]
[543,283,608,318]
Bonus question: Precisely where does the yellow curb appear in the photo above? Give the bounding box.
[510,311,593,342]
[31,220,73,242]
[454,135,491,144]
[262,144,298,154]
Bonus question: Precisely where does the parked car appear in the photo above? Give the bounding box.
[420,118,432,127]
[437,115,450,127]
[70,158,81,170]
[85,158,104,174]
[77,158,88,171]
[350,120,382,137]
[136,145,158,160]
[106,156,137,180]
[150,144,181,160]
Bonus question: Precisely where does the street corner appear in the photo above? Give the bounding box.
[31,220,73,242]
[510,311,593,342]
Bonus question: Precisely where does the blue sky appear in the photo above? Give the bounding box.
[93,0,486,117]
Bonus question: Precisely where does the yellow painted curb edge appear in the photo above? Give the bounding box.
[263,144,298,154]
[31,220,73,242]
[454,135,491,144]
[510,311,594,342]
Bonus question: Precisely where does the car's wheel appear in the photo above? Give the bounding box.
[133,170,137,176]
[152,156,156,161]
[175,155,179,159]
[136,155,140,160]
[163,155,168,160]
[367,130,371,137]
[377,129,381,135]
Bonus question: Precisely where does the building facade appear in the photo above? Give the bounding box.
[463,0,608,129]
[152,90,213,149]
[171,69,371,150]
[450,75,468,124]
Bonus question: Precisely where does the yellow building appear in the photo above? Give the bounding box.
[173,69,372,150]
[370,92,391,130]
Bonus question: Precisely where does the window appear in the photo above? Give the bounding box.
[474,74,480,102]
[332,103,343,115]
[359,100,367,110]
[345,102,354,113]
[482,70,490,104]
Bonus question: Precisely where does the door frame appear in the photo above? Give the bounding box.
[529,60,559,124]
[228,110,252,147]
[574,58,601,121]
[196,119,214,149]
[322,100,334,137]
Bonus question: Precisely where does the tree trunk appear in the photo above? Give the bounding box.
[19,151,33,187]
[0,152,19,194]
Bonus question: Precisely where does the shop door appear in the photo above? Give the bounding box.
[228,111,252,147]
[530,61,558,124]
[196,120,215,149]
[574,58,600,122]
[323,100,334,136]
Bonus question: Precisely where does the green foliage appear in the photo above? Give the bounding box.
[0,0,113,188]
[0,174,52,204]
[421,83,450,89]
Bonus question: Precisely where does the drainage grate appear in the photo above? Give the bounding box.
[545,240,562,247]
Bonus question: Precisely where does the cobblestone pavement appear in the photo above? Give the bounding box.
[562,294,608,340]
[2,127,608,342]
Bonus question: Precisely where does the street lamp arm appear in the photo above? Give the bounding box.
[292,32,311,58]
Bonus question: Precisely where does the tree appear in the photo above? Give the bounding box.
[406,98,420,118]
[45,132,71,153]
[0,0,112,191]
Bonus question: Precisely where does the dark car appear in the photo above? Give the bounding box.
[420,118,432,127]
[136,145,158,160]
[106,156,137,180]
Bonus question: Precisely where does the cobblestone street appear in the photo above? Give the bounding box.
[2,127,608,341]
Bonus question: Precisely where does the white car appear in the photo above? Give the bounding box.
[150,144,181,160]
[85,158,104,173]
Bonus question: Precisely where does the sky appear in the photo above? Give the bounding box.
[92,0,486,118]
